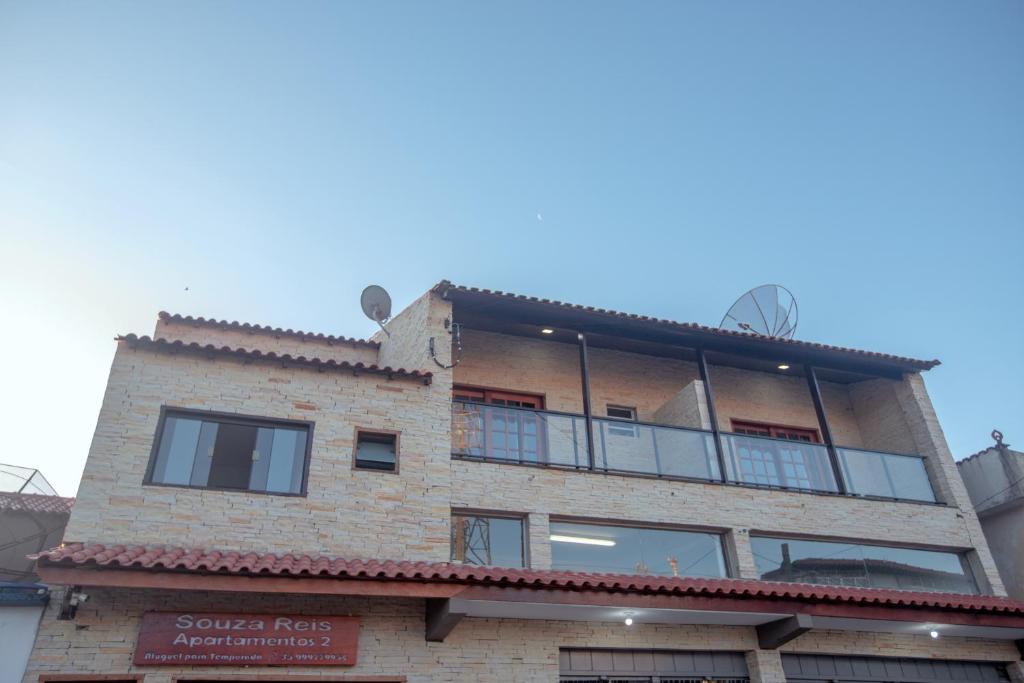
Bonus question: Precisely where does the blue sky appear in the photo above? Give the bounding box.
[1,2,1022,495]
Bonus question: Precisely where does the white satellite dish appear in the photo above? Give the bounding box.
[719,284,798,339]
[361,285,392,336]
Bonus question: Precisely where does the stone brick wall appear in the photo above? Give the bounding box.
[24,588,1018,683]
[450,459,985,578]
[154,318,381,366]
[64,341,453,561]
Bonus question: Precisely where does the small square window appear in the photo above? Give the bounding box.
[354,430,398,472]
[606,405,639,437]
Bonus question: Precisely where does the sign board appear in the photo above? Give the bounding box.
[133,612,359,666]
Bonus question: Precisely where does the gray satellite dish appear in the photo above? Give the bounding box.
[719,284,798,339]
[361,285,392,336]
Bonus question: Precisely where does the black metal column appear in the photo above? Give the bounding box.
[577,332,597,470]
[805,364,846,494]
[696,348,727,482]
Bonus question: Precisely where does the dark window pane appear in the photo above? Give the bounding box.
[451,515,524,567]
[549,522,727,578]
[751,536,978,594]
[208,423,258,489]
[355,432,397,471]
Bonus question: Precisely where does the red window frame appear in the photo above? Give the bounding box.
[731,419,820,443]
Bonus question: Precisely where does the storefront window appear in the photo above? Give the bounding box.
[451,514,525,567]
[751,536,978,594]
[147,409,311,495]
[549,521,727,578]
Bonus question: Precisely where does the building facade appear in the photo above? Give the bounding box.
[959,437,1024,601]
[23,282,1024,682]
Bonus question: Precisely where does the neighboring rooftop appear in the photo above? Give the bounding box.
[958,441,1024,515]
[0,464,57,496]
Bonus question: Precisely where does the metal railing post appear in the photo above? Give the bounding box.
[578,332,597,471]
[696,348,728,482]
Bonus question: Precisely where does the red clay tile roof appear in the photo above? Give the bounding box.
[33,543,1024,615]
[117,335,432,384]
[0,492,74,516]
[433,281,940,372]
[159,312,379,349]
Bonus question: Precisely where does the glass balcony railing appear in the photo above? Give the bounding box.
[721,432,839,493]
[592,417,720,481]
[451,401,938,503]
[837,447,937,502]
[452,401,589,468]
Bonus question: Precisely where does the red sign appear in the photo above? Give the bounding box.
[133,612,359,667]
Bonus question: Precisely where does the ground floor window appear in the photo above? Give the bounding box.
[450,512,526,567]
[550,520,728,578]
[560,648,748,682]
[751,535,979,594]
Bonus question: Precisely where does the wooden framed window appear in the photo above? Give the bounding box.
[729,419,829,490]
[145,408,312,495]
[452,386,546,462]
[353,429,399,473]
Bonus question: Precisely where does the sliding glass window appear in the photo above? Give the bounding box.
[751,536,978,594]
[549,521,727,578]
[148,409,311,495]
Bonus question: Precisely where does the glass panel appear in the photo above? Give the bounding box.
[594,419,719,481]
[189,421,219,486]
[550,521,727,578]
[451,515,524,567]
[838,447,936,502]
[722,432,838,493]
[751,536,978,594]
[247,427,275,491]
[265,428,304,492]
[451,402,586,468]
[152,417,203,485]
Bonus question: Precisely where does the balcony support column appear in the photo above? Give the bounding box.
[804,365,847,494]
[696,348,728,482]
[577,332,597,471]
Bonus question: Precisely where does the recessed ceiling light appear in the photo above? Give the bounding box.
[930,630,939,639]
[777,364,790,370]
[549,534,615,547]
[541,328,554,335]
[624,616,634,626]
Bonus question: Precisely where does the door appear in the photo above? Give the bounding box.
[453,387,546,463]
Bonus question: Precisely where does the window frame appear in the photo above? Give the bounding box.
[144,406,314,497]
[450,509,529,568]
[605,404,639,437]
[352,428,401,474]
[748,532,980,594]
[548,516,732,579]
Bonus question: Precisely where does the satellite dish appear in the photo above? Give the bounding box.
[719,284,798,339]
[360,285,392,336]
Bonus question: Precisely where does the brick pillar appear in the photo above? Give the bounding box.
[730,528,760,579]
[528,512,551,570]
[895,372,1007,596]
[746,649,786,683]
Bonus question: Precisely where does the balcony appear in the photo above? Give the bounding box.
[451,401,937,503]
